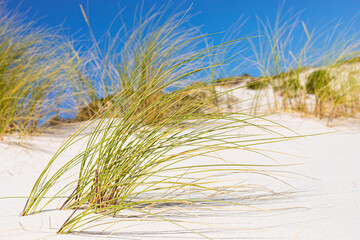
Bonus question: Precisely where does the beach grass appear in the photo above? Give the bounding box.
[246,7,360,120]
[0,4,86,139]
[19,7,300,237]
[0,2,355,238]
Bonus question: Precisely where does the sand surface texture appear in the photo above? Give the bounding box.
[1,114,359,239]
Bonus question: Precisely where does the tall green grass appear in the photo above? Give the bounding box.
[21,7,298,237]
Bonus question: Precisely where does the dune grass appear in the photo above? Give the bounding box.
[70,5,229,123]
[5,4,356,238]
[20,7,300,237]
[0,4,85,139]
[247,7,360,120]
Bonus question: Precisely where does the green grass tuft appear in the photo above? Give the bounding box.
[306,69,332,95]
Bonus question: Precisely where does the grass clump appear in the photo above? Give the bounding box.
[246,78,268,90]
[306,69,332,95]
[0,5,83,139]
[305,69,333,117]
[20,7,296,237]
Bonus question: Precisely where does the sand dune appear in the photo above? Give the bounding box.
[1,112,359,239]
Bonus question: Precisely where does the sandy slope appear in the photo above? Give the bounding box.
[0,113,360,239]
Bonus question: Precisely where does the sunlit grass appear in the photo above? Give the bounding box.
[247,7,360,120]
[20,7,300,237]
[0,4,84,139]
[3,3,356,238]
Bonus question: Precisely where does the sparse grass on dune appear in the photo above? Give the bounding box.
[246,7,360,121]
[0,4,85,139]
[6,1,359,237]
[20,7,299,237]
[0,1,358,238]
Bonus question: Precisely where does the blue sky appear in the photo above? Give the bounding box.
[4,0,360,77]
[5,0,360,37]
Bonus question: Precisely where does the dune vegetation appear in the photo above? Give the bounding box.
[244,9,360,120]
[0,5,88,139]
[0,1,356,238]
[18,6,301,237]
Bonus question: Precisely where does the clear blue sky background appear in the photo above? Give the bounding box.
[5,0,360,38]
[4,0,360,76]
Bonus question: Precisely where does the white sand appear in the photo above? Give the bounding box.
[1,113,360,239]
